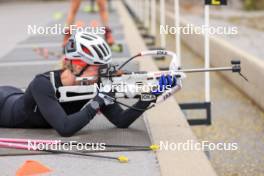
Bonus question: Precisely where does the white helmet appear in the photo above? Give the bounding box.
[64,32,112,65]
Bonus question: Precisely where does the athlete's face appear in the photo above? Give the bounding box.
[61,59,101,86]
[74,64,100,85]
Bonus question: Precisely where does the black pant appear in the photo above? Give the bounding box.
[0,86,23,127]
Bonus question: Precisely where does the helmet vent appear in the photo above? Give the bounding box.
[92,45,103,59]
[66,39,76,53]
[81,35,92,41]
[102,43,110,54]
[98,44,107,57]
[81,44,93,56]
[83,33,97,39]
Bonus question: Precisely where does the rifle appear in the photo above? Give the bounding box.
[52,50,246,110]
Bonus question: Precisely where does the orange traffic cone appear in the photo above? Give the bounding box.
[16,160,52,176]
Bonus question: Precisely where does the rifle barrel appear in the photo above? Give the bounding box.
[179,66,234,73]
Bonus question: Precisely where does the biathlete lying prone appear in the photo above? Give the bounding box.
[0,32,178,137]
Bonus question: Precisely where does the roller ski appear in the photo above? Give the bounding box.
[83,0,98,13]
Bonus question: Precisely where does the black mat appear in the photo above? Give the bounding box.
[0,113,151,155]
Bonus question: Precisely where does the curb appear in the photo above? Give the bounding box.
[116,1,218,176]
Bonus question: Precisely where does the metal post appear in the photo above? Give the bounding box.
[140,0,145,23]
[135,0,141,22]
[150,0,156,36]
[160,0,166,48]
[175,0,181,64]
[144,0,150,29]
[130,0,134,13]
[204,5,210,102]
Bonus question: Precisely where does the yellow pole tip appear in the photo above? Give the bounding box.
[118,156,129,163]
[150,144,160,151]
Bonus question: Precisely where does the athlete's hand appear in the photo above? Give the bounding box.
[97,85,115,106]
[91,93,115,111]
[152,74,177,95]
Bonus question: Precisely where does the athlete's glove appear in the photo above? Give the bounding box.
[97,92,115,106]
[82,85,115,111]
[96,85,115,106]
[151,74,177,95]
[88,91,114,111]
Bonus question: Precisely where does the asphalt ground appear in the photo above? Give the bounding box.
[0,1,160,175]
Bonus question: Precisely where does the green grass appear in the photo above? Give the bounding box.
[244,0,264,10]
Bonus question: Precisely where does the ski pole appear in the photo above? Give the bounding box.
[0,147,153,157]
[0,138,159,151]
[0,142,128,163]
